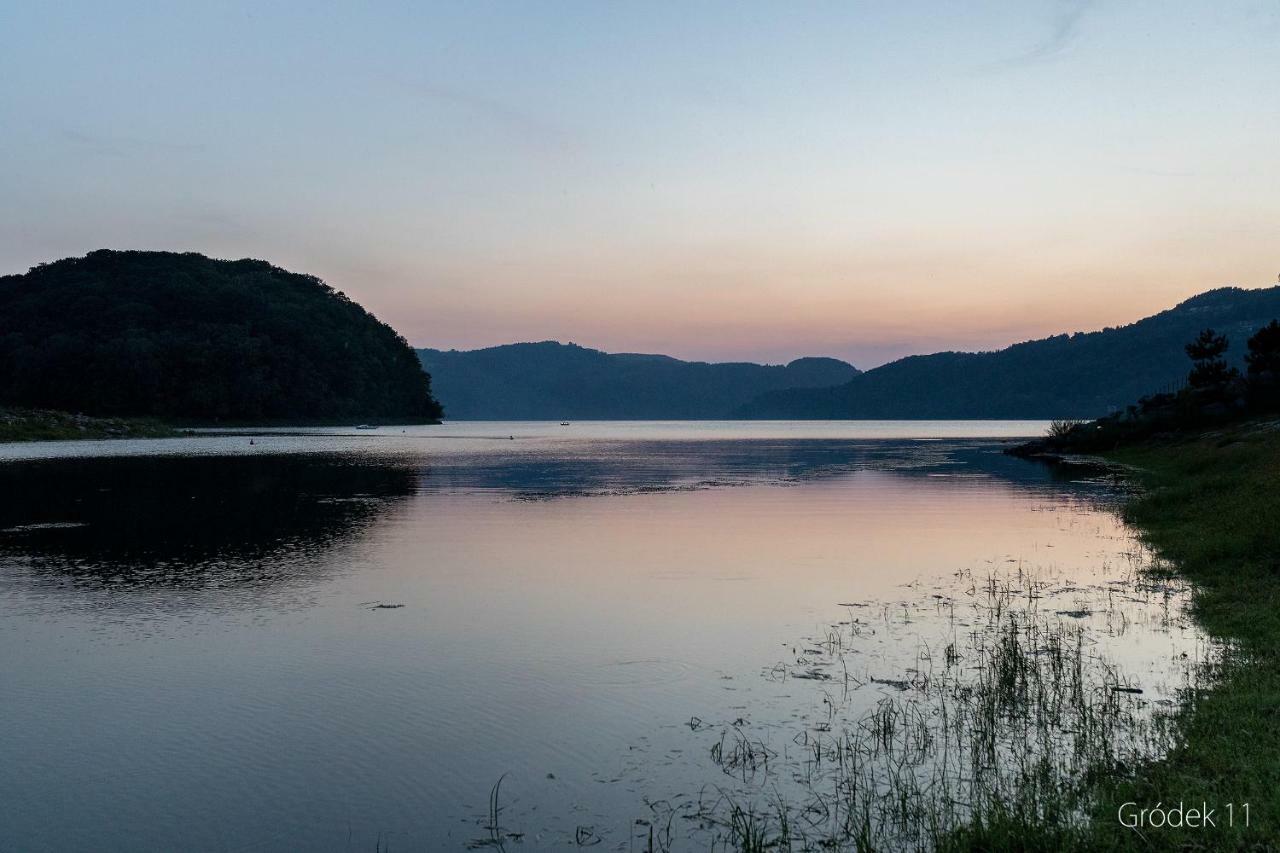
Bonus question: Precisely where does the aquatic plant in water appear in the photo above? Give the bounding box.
[683,556,1217,851]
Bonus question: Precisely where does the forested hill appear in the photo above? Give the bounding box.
[736,286,1280,419]
[417,342,858,419]
[0,250,442,423]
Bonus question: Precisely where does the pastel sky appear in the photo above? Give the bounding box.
[2,2,1277,367]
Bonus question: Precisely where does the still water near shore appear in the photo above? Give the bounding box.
[0,422,1213,850]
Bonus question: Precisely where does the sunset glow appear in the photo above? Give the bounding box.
[2,2,1277,366]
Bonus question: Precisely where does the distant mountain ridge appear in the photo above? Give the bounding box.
[417,342,858,419]
[736,286,1280,419]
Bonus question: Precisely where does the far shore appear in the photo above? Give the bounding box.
[0,407,456,443]
[0,407,178,443]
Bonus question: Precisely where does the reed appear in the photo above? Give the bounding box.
[687,558,1211,851]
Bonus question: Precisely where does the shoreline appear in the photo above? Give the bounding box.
[0,408,445,443]
[970,419,1280,849]
[1080,421,1280,848]
[0,407,178,443]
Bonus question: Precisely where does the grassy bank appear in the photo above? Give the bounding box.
[0,407,177,442]
[1072,419,1280,849]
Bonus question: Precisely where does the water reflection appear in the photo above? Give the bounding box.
[0,454,417,588]
[380,438,1105,499]
[0,440,1105,590]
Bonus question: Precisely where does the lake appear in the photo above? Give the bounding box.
[0,422,1214,851]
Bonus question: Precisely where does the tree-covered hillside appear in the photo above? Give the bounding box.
[0,250,442,423]
[418,342,857,419]
[737,286,1280,419]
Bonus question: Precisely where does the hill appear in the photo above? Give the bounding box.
[417,342,857,419]
[0,250,442,423]
[736,286,1280,419]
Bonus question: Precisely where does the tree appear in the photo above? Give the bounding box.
[1245,319,1280,411]
[1245,320,1280,379]
[1185,328,1238,390]
[0,251,444,422]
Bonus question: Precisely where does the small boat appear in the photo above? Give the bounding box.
[355,424,378,430]
[560,421,570,426]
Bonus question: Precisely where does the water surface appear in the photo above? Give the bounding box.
[0,422,1210,850]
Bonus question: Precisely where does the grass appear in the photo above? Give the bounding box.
[1048,418,1085,439]
[1078,419,1280,850]
[680,558,1195,852]
[0,406,177,442]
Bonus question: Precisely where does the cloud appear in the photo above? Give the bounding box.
[974,0,1096,73]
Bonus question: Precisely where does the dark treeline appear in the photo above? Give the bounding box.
[738,286,1280,419]
[0,250,442,423]
[1017,319,1280,454]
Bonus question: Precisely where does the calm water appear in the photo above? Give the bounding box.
[0,422,1212,851]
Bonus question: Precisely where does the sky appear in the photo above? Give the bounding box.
[1,1,1278,368]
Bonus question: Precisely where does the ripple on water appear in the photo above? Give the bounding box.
[577,657,697,688]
